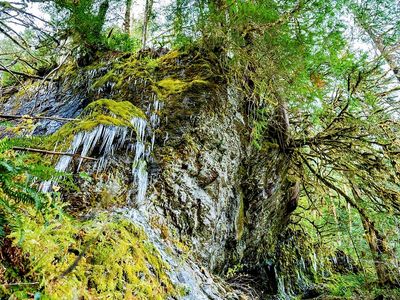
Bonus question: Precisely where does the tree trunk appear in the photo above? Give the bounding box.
[124,0,132,34]
[142,0,154,48]
[96,0,110,38]
[351,188,399,287]
[173,0,184,40]
[360,218,393,285]
[355,15,400,83]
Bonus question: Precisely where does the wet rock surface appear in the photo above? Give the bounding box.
[0,51,295,299]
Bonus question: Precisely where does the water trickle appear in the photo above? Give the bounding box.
[133,141,145,163]
[129,93,163,202]
[300,257,306,271]
[151,133,156,151]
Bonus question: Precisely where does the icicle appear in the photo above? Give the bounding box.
[77,126,103,170]
[134,160,148,205]
[40,132,85,192]
[134,141,145,163]
[151,132,156,151]
[312,251,318,272]
[41,122,138,192]
[163,132,169,145]
[274,266,291,300]
[150,114,159,128]
[131,117,147,142]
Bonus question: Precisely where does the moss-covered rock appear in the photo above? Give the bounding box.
[3,205,177,299]
[58,98,146,135]
[154,78,210,98]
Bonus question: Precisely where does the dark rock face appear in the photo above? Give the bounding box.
[0,51,294,298]
[0,80,87,136]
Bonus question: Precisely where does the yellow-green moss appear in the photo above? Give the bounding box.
[155,78,210,98]
[2,99,147,162]
[91,70,118,89]
[157,78,188,94]
[49,99,146,147]
[85,98,146,121]
[158,50,181,63]
[5,205,177,299]
[87,49,212,101]
[145,58,159,70]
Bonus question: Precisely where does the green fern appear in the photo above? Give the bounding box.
[0,137,69,243]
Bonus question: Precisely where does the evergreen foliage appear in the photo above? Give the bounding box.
[0,0,399,298]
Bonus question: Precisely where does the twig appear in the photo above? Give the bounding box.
[0,114,77,122]
[12,147,97,161]
[0,62,26,92]
[0,66,47,80]
[59,238,96,278]
[2,282,39,286]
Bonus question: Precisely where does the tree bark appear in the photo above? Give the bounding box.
[355,15,400,83]
[124,0,132,34]
[142,0,154,48]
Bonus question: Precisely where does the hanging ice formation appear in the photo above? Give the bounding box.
[133,93,164,204]
[40,118,146,193]
[41,94,163,205]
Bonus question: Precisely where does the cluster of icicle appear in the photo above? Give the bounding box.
[40,118,145,193]
[133,93,164,204]
[274,250,328,299]
[41,94,163,206]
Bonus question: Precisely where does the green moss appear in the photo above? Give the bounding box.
[155,78,210,98]
[50,99,146,146]
[91,70,118,89]
[17,81,41,97]
[262,141,279,150]
[85,98,146,121]
[325,274,366,298]
[0,1,13,9]
[9,99,146,156]
[4,204,177,299]
[157,78,188,94]
[145,58,160,70]
[158,50,181,63]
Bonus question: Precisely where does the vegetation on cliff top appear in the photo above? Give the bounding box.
[0,0,399,298]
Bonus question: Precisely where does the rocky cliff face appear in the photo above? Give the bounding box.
[0,49,296,299]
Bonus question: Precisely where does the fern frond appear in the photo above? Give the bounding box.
[0,160,15,173]
[0,198,24,244]
[0,138,15,154]
[1,178,43,208]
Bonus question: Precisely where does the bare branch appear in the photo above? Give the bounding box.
[0,114,77,122]
[12,147,98,161]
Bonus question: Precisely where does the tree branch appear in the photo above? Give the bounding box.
[12,147,97,161]
[0,114,77,122]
